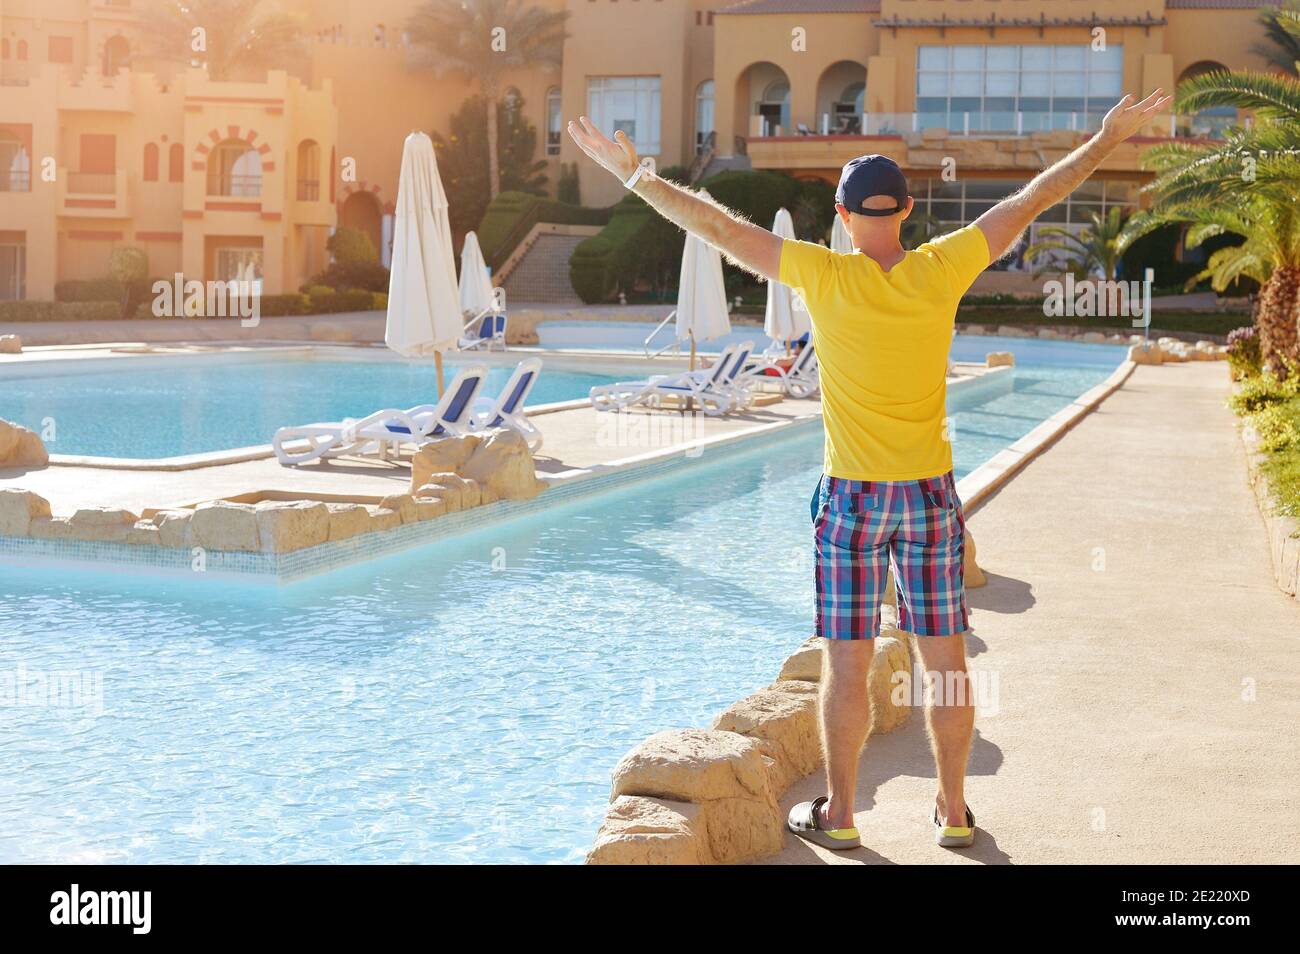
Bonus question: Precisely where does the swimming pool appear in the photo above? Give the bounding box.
[0,349,1123,863]
[0,356,623,459]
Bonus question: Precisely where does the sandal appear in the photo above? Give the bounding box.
[787,796,861,850]
[933,805,976,848]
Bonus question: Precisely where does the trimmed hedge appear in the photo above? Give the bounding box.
[570,198,658,303]
[477,190,612,267]
[0,292,386,322]
[0,300,123,321]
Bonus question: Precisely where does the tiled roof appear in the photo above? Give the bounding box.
[1167,0,1280,7]
[718,0,880,15]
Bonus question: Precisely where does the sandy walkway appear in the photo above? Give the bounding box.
[761,361,1300,865]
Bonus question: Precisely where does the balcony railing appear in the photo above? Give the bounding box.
[66,172,117,194]
[297,179,320,201]
[208,174,263,198]
[751,110,1237,141]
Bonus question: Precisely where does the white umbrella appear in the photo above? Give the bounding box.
[764,208,811,349]
[458,230,495,318]
[385,131,461,394]
[674,197,731,370]
[830,213,854,254]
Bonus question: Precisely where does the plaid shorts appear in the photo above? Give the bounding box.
[812,471,969,639]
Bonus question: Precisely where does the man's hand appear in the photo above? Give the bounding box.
[567,116,640,183]
[1097,89,1173,147]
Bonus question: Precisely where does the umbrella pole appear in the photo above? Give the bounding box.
[435,350,445,397]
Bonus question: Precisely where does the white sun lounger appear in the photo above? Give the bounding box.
[467,357,544,452]
[272,365,488,466]
[459,287,508,351]
[589,341,755,416]
[742,342,820,398]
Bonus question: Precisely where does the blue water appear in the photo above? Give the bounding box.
[0,358,622,459]
[0,345,1121,863]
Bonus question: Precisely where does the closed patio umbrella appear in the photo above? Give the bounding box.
[764,208,810,350]
[830,213,854,254]
[385,131,461,394]
[675,190,731,371]
[458,230,495,318]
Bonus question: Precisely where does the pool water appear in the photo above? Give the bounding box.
[0,359,623,459]
[0,349,1121,863]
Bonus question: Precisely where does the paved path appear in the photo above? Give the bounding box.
[761,361,1300,865]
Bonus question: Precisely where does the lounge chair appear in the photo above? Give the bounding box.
[272,365,488,466]
[468,358,544,452]
[459,287,507,351]
[589,341,755,416]
[743,341,820,398]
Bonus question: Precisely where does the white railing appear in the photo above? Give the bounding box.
[752,110,1237,141]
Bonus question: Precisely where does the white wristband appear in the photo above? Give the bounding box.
[623,163,649,190]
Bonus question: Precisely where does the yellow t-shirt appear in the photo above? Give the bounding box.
[779,225,989,481]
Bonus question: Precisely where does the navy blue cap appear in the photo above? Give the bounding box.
[836,154,909,217]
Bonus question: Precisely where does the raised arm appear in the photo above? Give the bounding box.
[973,90,1173,261]
[567,117,783,281]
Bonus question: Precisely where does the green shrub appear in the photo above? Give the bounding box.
[327,226,378,265]
[1229,367,1300,415]
[305,289,384,313]
[477,190,612,268]
[1252,402,1300,453]
[0,300,54,321]
[303,284,335,297]
[309,261,389,293]
[1226,326,1262,380]
[557,162,580,205]
[54,278,123,302]
[258,293,311,317]
[569,236,616,303]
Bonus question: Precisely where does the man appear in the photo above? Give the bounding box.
[567,90,1171,851]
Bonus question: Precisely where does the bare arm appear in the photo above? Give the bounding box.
[566,117,783,281]
[973,90,1172,261]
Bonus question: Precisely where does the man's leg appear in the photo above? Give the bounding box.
[817,638,874,830]
[913,633,974,827]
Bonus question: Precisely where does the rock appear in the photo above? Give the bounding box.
[0,488,51,536]
[409,435,481,490]
[367,505,402,531]
[611,728,772,804]
[1081,331,1107,344]
[712,682,820,797]
[586,796,705,865]
[459,428,542,501]
[152,509,194,548]
[67,506,139,543]
[964,527,987,587]
[27,517,78,540]
[414,473,480,511]
[411,495,448,521]
[995,325,1024,339]
[1127,343,1163,365]
[378,493,419,524]
[254,500,330,552]
[962,324,986,335]
[777,637,822,683]
[190,500,261,551]
[0,418,49,468]
[0,335,21,353]
[325,503,372,541]
[125,521,161,545]
[986,351,1015,368]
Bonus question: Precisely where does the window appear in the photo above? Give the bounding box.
[834,82,865,133]
[168,143,184,182]
[214,246,263,297]
[2,39,8,59]
[587,76,662,154]
[297,139,320,200]
[916,44,1123,132]
[17,39,28,61]
[758,80,790,136]
[207,140,262,197]
[73,133,115,193]
[695,80,714,152]
[102,35,130,76]
[48,36,74,63]
[0,236,25,301]
[546,88,562,156]
[0,131,31,192]
[143,142,159,182]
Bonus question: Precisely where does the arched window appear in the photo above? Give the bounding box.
[695,80,715,153]
[102,35,130,76]
[2,39,9,60]
[168,142,184,182]
[546,87,562,156]
[143,142,159,181]
[207,139,262,197]
[0,130,31,193]
[296,139,320,200]
[760,80,791,136]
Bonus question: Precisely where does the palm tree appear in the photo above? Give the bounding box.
[408,0,568,200]
[145,0,306,81]
[1135,27,1300,373]
[1027,207,1127,281]
[1252,1,1300,76]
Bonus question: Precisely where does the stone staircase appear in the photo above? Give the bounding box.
[500,231,590,304]
[698,154,752,181]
